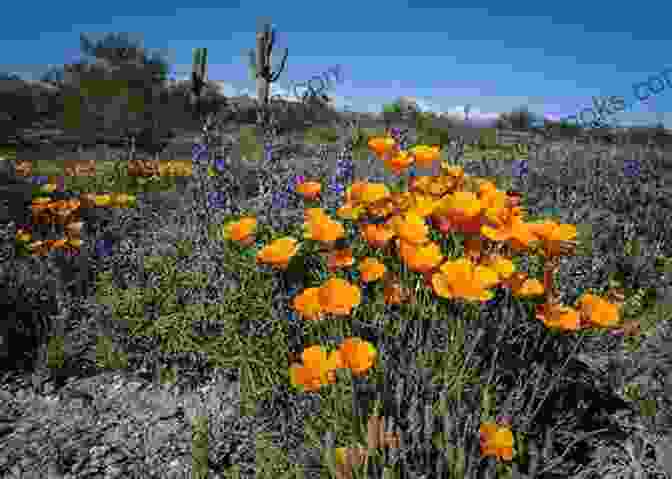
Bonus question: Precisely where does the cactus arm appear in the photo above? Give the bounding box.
[269,48,288,82]
[267,27,275,58]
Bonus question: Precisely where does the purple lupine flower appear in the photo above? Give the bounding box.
[214,158,226,173]
[336,157,354,177]
[512,159,529,177]
[208,191,227,209]
[95,239,113,257]
[264,142,273,162]
[623,159,640,178]
[328,178,345,196]
[294,175,306,186]
[192,143,208,160]
[31,175,49,185]
[272,189,289,209]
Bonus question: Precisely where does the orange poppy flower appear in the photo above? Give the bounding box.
[296,181,322,200]
[385,150,413,174]
[293,287,324,321]
[368,136,397,157]
[576,293,620,328]
[304,215,345,243]
[409,145,440,169]
[398,240,443,273]
[326,248,355,272]
[338,337,377,376]
[480,255,516,281]
[395,213,429,245]
[289,345,344,392]
[318,278,361,316]
[345,182,391,205]
[480,422,514,461]
[358,257,386,283]
[535,302,581,331]
[431,258,499,302]
[360,224,395,249]
[223,217,257,243]
[256,237,299,270]
[527,221,577,258]
[510,277,544,297]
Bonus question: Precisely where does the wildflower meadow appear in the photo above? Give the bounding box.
[3,26,672,479]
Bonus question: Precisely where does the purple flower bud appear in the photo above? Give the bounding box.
[496,414,512,426]
[31,175,49,185]
[208,191,226,209]
[192,143,207,160]
[512,159,529,177]
[623,159,640,178]
[214,158,226,172]
[95,239,112,257]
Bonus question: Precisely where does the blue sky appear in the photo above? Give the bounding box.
[3,0,671,127]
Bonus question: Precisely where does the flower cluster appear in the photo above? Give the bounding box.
[17,170,138,257]
[288,337,376,392]
[327,148,355,200]
[15,221,83,258]
[218,131,628,472]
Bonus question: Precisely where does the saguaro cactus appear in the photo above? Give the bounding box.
[248,23,288,128]
[191,47,208,112]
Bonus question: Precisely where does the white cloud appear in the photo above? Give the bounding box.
[442,105,501,121]
[415,99,445,115]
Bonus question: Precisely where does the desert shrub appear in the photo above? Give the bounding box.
[237,125,263,163]
[0,256,64,372]
[92,231,289,407]
[416,125,451,148]
[304,126,339,144]
[478,128,498,150]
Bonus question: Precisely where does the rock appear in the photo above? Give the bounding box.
[0,369,240,478]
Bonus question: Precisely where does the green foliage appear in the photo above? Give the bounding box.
[305,126,339,144]
[382,101,402,114]
[63,94,83,130]
[254,432,305,478]
[478,128,497,150]
[94,232,292,419]
[94,254,216,356]
[79,78,128,97]
[159,364,179,385]
[239,125,263,162]
[192,415,209,479]
[46,335,66,370]
[417,125,451,148]
[95,334,129,370]
[413,112,451,147]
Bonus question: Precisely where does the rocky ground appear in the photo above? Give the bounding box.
[1,132,672,478]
